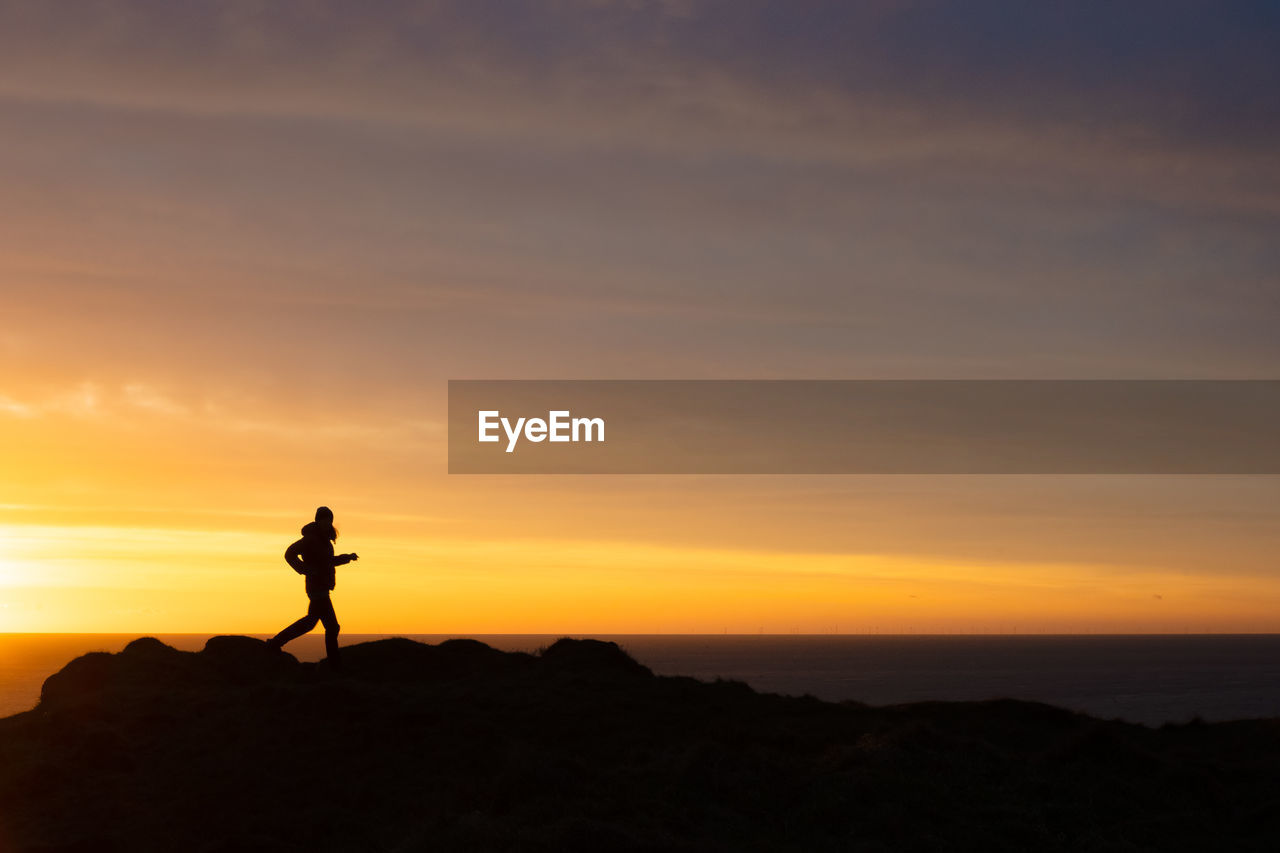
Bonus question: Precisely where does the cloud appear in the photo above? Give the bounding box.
[0,1,1275,389]
[0,383,139,419]
[0,1,1275,176]
[122,383,187,416]
[0,381,441,450]
[0,394,35,418]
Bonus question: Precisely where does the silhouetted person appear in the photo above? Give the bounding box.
[266,506,358,664]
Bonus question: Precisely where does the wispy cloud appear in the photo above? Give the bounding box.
[0,394,34,418]
[0,381,441,449]
[0,2,1275,195]
[0,2,1275,389]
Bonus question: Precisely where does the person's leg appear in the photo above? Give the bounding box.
[267,611,319,650]
[268,588,327,650]
[313,594,341,663]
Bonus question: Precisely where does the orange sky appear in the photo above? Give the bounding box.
[2,401,1277,632]
[0,2,1278,633]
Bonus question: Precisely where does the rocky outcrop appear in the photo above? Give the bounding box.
[3,636,1279,852]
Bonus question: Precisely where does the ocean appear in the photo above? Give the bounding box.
[4,633,1280,726]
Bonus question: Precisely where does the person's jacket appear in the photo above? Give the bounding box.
[284,521,353,592]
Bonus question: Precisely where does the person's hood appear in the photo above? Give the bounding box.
[300,521,334,539]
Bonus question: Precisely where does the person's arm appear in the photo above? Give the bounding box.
[284,538,308,574]
[333,553,359,566]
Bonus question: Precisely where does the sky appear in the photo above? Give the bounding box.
[0,0,1277,633]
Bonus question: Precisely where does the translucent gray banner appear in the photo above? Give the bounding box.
[447,380,1280,474]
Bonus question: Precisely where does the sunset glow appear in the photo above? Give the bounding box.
[0,2,1277,634]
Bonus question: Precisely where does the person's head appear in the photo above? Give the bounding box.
[313,506,337,541]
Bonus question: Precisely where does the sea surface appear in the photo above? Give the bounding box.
[4,633,1280,726]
